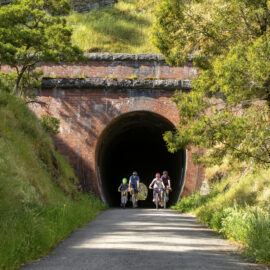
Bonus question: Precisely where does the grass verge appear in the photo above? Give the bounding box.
[172,166,270,264]
[66,0,158,53]
[0,91,106,270]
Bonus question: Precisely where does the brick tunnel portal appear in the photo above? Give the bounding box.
[96,111,186,207]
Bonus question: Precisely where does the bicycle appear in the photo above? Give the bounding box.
[163,188,167,209]
[130,187,138,208]
[150,187,162,210]
[163,187,171,209]
[119,190,128,208]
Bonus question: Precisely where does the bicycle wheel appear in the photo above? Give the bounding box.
[155,192,159,210]
[163,191,167,209]
[123,195,127,206]
[132,193,136,208]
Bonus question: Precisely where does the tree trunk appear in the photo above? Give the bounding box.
[13,66,27,96]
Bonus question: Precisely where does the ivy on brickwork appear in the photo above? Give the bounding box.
[41,115,60,135]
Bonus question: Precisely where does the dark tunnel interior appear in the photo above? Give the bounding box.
[96,111,186,207]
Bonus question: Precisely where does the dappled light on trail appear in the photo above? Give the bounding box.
[72,210,225,252]
[22,209,260,270]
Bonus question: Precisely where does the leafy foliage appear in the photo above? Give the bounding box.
[153,0,270,68]
[153,0,270,167]
[0,72,16,93]
[42,115,60,135]
[0,0,83,96]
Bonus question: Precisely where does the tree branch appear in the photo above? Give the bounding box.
[25,100,47,106]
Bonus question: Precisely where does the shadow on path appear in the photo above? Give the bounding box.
[22,209,263,270]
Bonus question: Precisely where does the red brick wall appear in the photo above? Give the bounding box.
[1,53,204,202]
[30,88,204,202]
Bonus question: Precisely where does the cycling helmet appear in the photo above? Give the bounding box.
[163,171,168,175]
[156,172,161,177]
[132,171,138,175]
[122,178,128,184]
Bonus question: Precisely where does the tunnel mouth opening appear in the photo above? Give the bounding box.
[96,111,186,208]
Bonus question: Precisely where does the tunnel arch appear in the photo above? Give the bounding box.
[95,110,186,207]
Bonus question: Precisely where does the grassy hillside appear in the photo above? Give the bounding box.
[66,0,158,53]
[0,91,106,270]
[173,164,270,264]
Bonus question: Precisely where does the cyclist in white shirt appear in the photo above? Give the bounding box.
[149,172,165,205]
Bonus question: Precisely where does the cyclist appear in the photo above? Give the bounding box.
[149,173,165,206]
[161,171,172,199]
[129,171,140,206]
[118,178,129,208]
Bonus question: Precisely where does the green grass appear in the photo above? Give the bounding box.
[173,167,270,264]
[0,91,106,270]
[66,0,158,53]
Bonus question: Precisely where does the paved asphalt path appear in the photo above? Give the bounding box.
[22,209,265,270]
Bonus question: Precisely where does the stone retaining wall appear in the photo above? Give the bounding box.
[0,0,9,5]
[42,78,192,90]
[0,53,198,81]
[0,0,115,12]
[70,0,115,12]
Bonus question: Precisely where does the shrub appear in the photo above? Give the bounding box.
[244,209,270,262]
[172,189,218,213]
[42,115,60,134]
[172,166,270,264]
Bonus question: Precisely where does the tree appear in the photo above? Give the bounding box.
[153,0,270,167]
[153,0,270,69]
[0,0,83,96]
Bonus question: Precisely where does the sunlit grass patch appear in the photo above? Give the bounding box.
[66,0,158,53]
[0,91,106,270]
